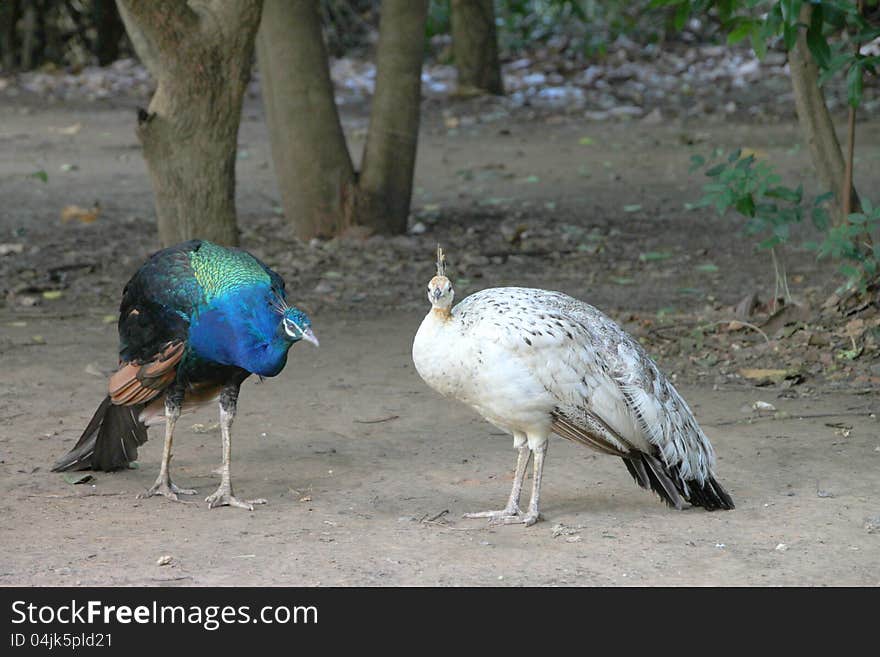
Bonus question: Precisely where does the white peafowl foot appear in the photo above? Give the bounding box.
[463,504,523,522]
[138,477,197,502]
[205,483,267,511]
[497,510,542,527]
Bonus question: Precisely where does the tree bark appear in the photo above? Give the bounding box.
[93,0,125,66]
[789,4,860,224]
[257,0,427,238]
[450,0,503,95]
[20,2,36,71]
[117,0,263,247]
[0,0,20,72]
[115,0,159,75]
[357,0,429,234]
[256,0,355,240]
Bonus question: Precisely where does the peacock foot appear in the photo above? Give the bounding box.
[138,478,197,502]
[205,484,267,511]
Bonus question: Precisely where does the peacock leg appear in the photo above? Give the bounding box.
[138,393,197,501]
[500,441,547,526]
[463,444,531,521]
[205,382,267,511]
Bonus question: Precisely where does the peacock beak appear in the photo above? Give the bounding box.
[302,327,319,347]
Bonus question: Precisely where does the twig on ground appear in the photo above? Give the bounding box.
[710,410,876,427]
[354,415,399,424]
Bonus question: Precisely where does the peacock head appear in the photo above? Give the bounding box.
[281,307,319,347]
[427,246,454,310]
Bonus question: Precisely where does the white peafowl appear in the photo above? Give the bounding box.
[412,247,734,526]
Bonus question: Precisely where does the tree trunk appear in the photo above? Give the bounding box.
[115,0,159,75]
[257,0,427,238]
[256,0,355,241]
[93,0,125,66]
[789,4,860,224]
[0,0,20,72]
[450,0,503,95]
[20,2,36,71]
[357,0,429,234]
[117,0,263,247]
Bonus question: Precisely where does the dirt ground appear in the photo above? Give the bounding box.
[1,93,879,586]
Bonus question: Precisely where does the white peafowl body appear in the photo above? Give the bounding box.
[413,248,733,526]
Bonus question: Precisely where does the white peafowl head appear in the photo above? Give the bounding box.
[427,246,454,312]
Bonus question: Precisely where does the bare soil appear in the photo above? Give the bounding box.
[1,94,879,586]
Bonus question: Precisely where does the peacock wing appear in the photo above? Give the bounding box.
[502,290,717,485]
[108,340,185,406]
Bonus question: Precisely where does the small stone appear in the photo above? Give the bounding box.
[156,555,173,566]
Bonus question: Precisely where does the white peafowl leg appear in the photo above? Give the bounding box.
[139,394,197,501]
[205,384,267,511]
[464,443,531,521]
[501,440,548,526]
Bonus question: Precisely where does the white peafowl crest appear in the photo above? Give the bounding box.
[412,246,734,526]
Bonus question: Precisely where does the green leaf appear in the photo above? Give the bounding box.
[735,194,756,217]
[813,191,835,206]
[847,62,863,108]
[806,6,831,69]
[765,186,802,203]
[695,263,719,273]
[623,204,643,213]
[758,236,782,249]
[705,164,726,177]
[782,21,797,51]
[30,170,48,183]
[750,26,768,60]
[728,20,755,45]
[674,2,689,30]
[63,473,93,485]
[780,0,801,23]
[811,206,830,231]
[639,251,673,262]
[689,154,706,173]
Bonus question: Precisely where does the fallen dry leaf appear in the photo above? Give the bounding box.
[0,243,24,256]
[50,123,82,135]
[739,368,794,385]
[61,202,101,224]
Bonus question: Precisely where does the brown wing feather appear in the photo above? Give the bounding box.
[108,341,185,406]
[550,411,631,457]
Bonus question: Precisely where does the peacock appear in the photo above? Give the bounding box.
[52,239,318,510]
[412,247,733,526]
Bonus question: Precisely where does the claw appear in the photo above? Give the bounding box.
[138,478,196,502]
[497,512,541,527]
[205,485,266,511]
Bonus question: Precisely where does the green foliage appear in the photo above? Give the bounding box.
[494,1,669,58]
[426,0,451,40]
[692,151,879,292]
[651,1,877,110]
[692,149,814,251]
[814,200,880,291]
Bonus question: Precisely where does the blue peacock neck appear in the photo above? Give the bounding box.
[187,286,294,377]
